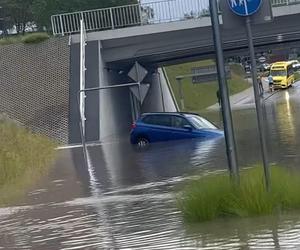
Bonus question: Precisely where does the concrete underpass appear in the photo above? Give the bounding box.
[69,40,178,143]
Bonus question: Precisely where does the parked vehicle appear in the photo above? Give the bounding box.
[130,112,224,147]
[270,61,295,89]
[289,60,300,70]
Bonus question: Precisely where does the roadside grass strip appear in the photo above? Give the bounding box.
[0,119,57,206]
[177,166,300,222]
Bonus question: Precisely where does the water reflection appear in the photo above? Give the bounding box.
[2,86,300,249]
[186,212,300,249]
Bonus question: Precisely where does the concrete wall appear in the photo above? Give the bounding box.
[0,37,70,143]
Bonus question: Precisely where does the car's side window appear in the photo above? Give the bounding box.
[171,116,190,128]
[156,115,172,127]
[142,115,172,127]
[142,115,156,125]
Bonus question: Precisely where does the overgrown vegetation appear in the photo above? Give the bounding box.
[177,166,300,223]
[21,32,50,44]
[0,32,50,46]
[0,117,56,205]
[165,60,250,111]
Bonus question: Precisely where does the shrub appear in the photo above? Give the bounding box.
[21,33,50,44]
[177,166,300,222]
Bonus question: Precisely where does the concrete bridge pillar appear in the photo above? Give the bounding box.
[142,68,178,113]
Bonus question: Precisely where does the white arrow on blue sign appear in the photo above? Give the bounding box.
[227,0,262,16]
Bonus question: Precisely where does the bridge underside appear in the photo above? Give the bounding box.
[69,10,300,143]
[98,13,300,68]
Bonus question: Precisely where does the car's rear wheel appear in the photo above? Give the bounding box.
[136,137,149,149]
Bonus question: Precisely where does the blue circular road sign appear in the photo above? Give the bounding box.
[227,0,262,16]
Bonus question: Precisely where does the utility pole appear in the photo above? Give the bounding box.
[209,0,239,178]
[245,17,270,190]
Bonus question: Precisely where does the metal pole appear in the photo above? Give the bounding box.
[176,78,185,110]
[245,17,270,190]
[209,0,239,178]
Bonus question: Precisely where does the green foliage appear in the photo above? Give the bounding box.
[294,72,300,81]
[0,33,49,46]
[0,35,22,45]
[165,61,249,111]
[21,32,50,44]
[1,0,33,34]
[177,166,300,223]
[0,117,57,205]
[2,0,138,32]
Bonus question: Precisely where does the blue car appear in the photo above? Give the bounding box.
[130,112,224,147]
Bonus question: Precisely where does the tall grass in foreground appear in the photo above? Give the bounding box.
[177,166,300,222]
[0,119,56,205]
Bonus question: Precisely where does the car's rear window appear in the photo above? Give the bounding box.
[185,115,217,129]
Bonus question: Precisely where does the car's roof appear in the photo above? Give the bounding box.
[141,112,199,117]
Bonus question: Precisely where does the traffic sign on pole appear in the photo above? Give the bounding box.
[227,0,262,16]
[222,0,271,190]
[220,0,273,29]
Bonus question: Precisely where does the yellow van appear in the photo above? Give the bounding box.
[270,61,295,89]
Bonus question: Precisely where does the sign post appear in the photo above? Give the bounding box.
[226,0,271,190]
[209,0,239,179]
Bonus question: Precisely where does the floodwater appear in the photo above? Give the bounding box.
[2,85,300,249]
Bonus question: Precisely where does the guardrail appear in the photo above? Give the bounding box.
[272,0,300,6]
[51,0,300,36]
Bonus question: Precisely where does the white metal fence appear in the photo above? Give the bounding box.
[51,0,300,36]
[272,0,300,6]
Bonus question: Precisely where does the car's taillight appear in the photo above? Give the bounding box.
[131,123,136,129]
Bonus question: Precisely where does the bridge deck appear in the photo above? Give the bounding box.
[52,0,300,36]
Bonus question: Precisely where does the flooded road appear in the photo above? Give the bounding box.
[2,84,300,249]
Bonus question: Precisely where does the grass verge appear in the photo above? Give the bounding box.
[165,61,250,111]
[0,118,57,206]
[0,33,50,46]
[177,166,300,223]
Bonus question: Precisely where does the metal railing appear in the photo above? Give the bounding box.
[51,0,210,35]
[51,0,300,36]
[271,0,300,6]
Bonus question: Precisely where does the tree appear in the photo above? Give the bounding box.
[32,0,138,31]
[1,0,138,33]
[0,0,33,33]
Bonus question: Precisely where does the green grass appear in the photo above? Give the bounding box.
[177,166,300,223]
[0,118,57,206]
[0,36,22,45]
[21,33,50,44]
[165,61,250,111]
[0,33,50,46]
[294,72,300,81]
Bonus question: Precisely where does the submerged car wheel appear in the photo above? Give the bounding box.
[136,137,149,149]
